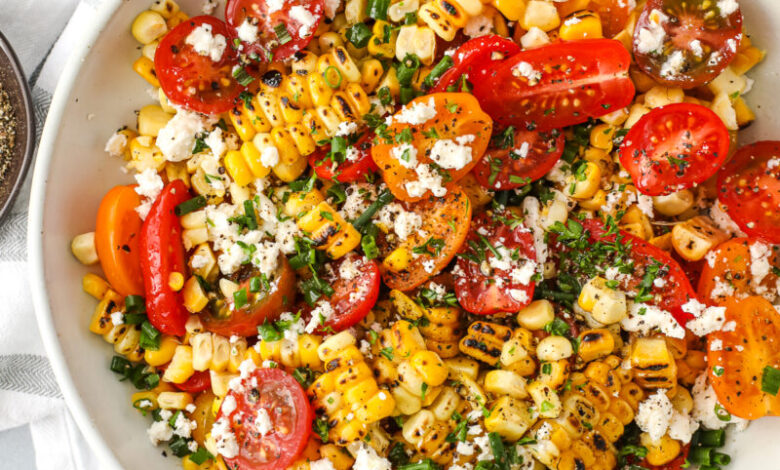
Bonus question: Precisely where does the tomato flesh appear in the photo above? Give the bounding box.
[218,367,313,470]
[95,185,145,297]
[698,237,780,305]
[619,103,730,196]
[155,16,245,115]
[454,211,537,315]
[310,131,379,183]
[633,0,743,88]
[717,141,780,244]
[432,35,521,93]
[472,127,565,191]
[472,39,635,132]
[225,0,324,62]
[172,370,211,393]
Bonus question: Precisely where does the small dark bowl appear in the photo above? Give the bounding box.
[0,30,35,224]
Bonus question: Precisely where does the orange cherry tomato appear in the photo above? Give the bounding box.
[94,185,145,297]
[698,238,780,305]
[708,296,780,420]
[371,92,492,203]
[378,186,472,291]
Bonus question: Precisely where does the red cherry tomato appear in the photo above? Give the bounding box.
[200,258,298,337]
[454,211,537,315]
[472,39,635,132]
[225,0,324,62]
[633,0,743,89]
[432,35,521,93]
[309,132,379,183]
[155,16,244,115]
[619,103,730,196]
[218,367,313,470]
[472,127,565,191]
[588,0,631,38]
[717,141,780,244]
[172,370,212,393]
[139,181,191,336]
[310,254,381,332]
[581,219,697,324]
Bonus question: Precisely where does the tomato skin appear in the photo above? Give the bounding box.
[371,93,493,202]
[454,212,537,315]
[472,128,564,190]
[172,370,211,393]
[432,35,522,93]
[633,0,743,89]
[200,257,298,337]
[698,237,780,304]
[95,185,145,297]
[472,39,635,132]
[619,103,730,196]
[717,141,780,244]
[155,16,244,115]
[316,254,380,332]
[139,181,191,336]
[309,132,379,183]
[225,0,324,62]
[219,367,313,470]
[588,0,631,37]
[708,296,780,420]
[379,187,472,291]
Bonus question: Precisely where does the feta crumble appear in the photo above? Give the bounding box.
[394,97,437,125]
[185,23,227,61]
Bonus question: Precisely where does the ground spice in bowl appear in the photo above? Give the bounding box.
[0,82,17,187]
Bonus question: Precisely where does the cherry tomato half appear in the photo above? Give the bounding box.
[432,35,521,93]
[94,185,145,297]
[472,39,635,132]
[454,211,537,315]
[633,0,743,89]
[225,0,324,62]
[619,103,730,196]
[200,257,298,337]
[309,131,379,183]
[155,16,244,115]
[139,181,191,336]
[172,370,211,394]
[472,127,565,191]
[218,367,313,470]
[717,141,780,244]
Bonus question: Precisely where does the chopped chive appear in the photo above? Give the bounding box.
[346,23,372,48]
[232,66,255,86]
[234,288,248,309]
[243,199,258,230]
[323,66,343,89]
[274,23,292,44]
[125,295,146,314]
[762,365,780,395]
[366,0,390,20]
[175,195,207,216]
[123,313,146,325]
[140,320,161,351]
[189,447,214,465]
[423,55,454,89]
[110,356,131,374]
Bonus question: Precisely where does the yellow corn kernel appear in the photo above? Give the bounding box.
[223,150,253,187]
[641,433,681,466]
[671,216,729,262]
[163,345,195,384]
[521,0,561,31]
[82,273,109,299]
[734,96,756,127]
[484,369,528,399]
[537,336,574,361]
[578,277,627,325]
[157,391,193,410]
[228,106,257,142]
[137,104,172,137]
[272,155,308,182]
[589,123,616,151]
[418,3,458,41]
[286,123,317,156]
[367,21,397,58]
[444,356,480,380]
[410,350,448,386]
[567,162,602,200]
[360,58,384,93]
[131,390,159,412]
[168,271,184,291]
[577,329,615,363]
[240,139,271,179]
[516,299,555,330]
[383,247,411,272]
[485,396,538,440]
[133,56,160,87]
[132,10,168,44]
[559,10,602,40]
[270,127,301,165]
[89,291,122,335]
[390,289,425,320]
[652,189,694,217]
[731,46,765,75]
[460,320,514,365]
[492,0,526,21]
[631,338,677,389]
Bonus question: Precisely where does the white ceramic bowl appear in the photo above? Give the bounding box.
[27,1,780,468]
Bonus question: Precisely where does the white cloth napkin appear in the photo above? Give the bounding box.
[0,1,109,468]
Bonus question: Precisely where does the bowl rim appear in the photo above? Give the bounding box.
[27,1,123,468]
[0,29,36,223]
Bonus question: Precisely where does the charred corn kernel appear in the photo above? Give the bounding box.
[166,9,188,28]
[367,21,397,59]
[157,391,193,410]
[71,232,98,265]
[619,205,653,240]
[577,329,615,363]
[257,335,322,370]
[517,300,555,330]
[631,338,677,389]
[390,289,425,320]
[82,273,110,299]
[223,150,253,187]
[145,335,179,367]
[131,10,168,44]
[409,350,448,385]
[383,247,411,272]
[492,0,525,21]
[319,32,344,52]
[485,395,538,440]
[402,410,455,464]
[359,58,384,93]
[419,307,461,359]
[567,162,602,200]
[168,271,184,291]
[578,277,628,325]
[419,1,466,41]
[644,86,685,109]
[521,0,561,31]
[133,56,160,87]
[459,321,513,365]
[111,324,143,358]
[641,432,681,466]
[293,198,361,258]
[485,369,528,399]
[538,359,571,390]
[529,381,563,418]
[559,10,602,40]
[537,336,574,361]
[428,386,462,421]
[671,216,729,262]
[653,189,694,217]
[149,0,179,18]
[379,320,427,363]
[89,290,123,335]
[163,345,195,384]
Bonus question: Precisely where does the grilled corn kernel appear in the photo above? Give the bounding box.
[71,232,98,265]
[559,10,602,40]
[671,216,729,262]
[133,56,160,87]
[578,277,628,325]
[567,162,602,200]
[631,338,678,389]
[485,395,538,440]
[652,189,694,217]
[484,369,528,399]
[82,273,110,299]
[459,321,513,365]
[163,345,195,384]
[577,329,615,363]
[517,300,555,330]
[537,336,574,361]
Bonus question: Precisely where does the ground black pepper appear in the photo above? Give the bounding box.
[0,82,16,186]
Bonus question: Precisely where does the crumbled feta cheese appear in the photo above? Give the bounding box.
[394,209,423,240]
[353,443,392,470]
[255,408,273,436]
[289,5,317,37]
[635,9,668,54]
[221,395,237,415]
[636,193,655,219]
[768,157,780,170]
[266,0,284,12]
[456,440,475,456]
[173,412,197,438]
[394,97,437,125]
[323,0,341,18]
[405,164,446,198]
[156,109,211,161]
[147,410,174,446]
[512,61,542,86]
[340,183,375,220]
[185,23,227,61]
[710,338,723,351]
[521,197,549,266]
[133,168,165,219]
[463,15,493,38]
[339,257,362,280]
[692,373,747,430]
[260,145,280,168]
[335,121,358,137]
[278,311,306,341]
[520,27,550,49]
[391,143,418,169]
[429,137,473,170]
[110,312,124,326]
[750,241,773,287]
[422,259,436,273]
[310,459,337,470]
[236,19,259,43]
[510,289,529,303]
[718,0,739,16]
[683,299,726,336]
[660,50,686,78]
[636,389,698,443]
[474,435,494,461]
[212,417,239,458]
[622,302,686,339]
[204,127,226,158]
[201,0,218,14]
[306,301,334,333]
[105,132,128,157]
[689,39,704,57]
[709,201,746,236]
